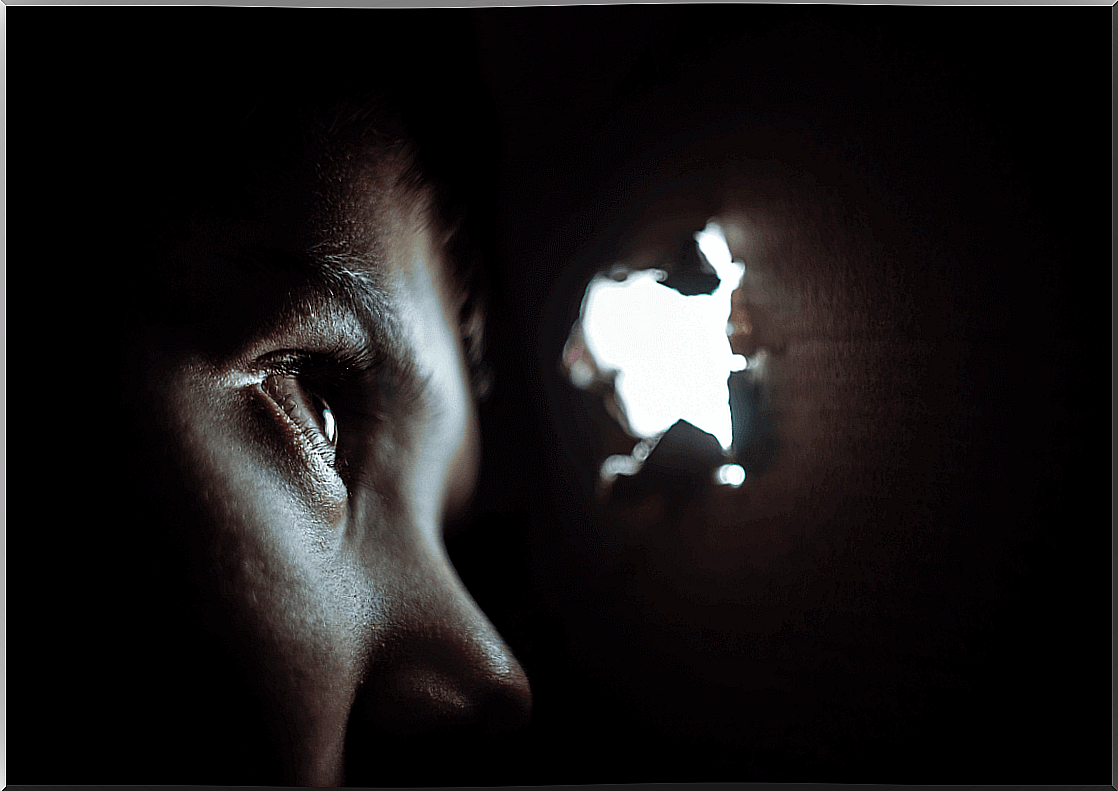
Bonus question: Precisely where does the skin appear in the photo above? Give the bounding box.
[117,126,531,786]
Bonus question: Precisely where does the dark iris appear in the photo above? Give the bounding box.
[262,374,340,465]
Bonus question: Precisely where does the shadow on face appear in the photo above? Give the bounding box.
[29,49,529,787]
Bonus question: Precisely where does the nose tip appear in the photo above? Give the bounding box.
[361,622,532,736]
[343,588,532,785]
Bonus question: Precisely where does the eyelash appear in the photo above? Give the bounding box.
[263,346,382,392]
[256,344,385,471]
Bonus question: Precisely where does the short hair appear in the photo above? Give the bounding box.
[294,90,491,399]
[124,80,491,400]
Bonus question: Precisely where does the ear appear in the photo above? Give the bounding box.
[460,299,492,402]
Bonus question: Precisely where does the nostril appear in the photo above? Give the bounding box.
[342,608,531,786]
[356,657,531,737]
[484,659,533,734]
[370,667,476,733]
[343,658,532,787]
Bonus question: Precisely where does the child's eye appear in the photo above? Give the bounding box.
[321,398,338,446]
[262,373,340,468]
[303,388,339,449]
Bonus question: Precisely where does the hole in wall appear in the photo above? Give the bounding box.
[563,221,762,487]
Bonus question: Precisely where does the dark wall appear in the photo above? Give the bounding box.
[448,7,1109,784]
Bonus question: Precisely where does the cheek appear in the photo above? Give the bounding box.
[242,384,350,523]
[161,363,382,761]
[204,521,376,785]
[391,252,481,525]
[417,344,480,523]
[176,381,376,640]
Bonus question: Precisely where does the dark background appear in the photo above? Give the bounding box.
[13,6,1111,786]
[443,7,1110,784]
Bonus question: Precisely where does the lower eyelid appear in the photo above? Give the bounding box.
[258,377,340,473]
[241,383,350,523]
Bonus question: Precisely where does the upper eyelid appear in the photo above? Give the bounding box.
[212,306,369,388]
[209,257,393,370]
[254,347,382,399]
[205,246,434,415]
[253,342,430,421]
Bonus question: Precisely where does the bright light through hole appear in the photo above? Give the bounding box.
[579,222,746,449]
[716,463,746,487]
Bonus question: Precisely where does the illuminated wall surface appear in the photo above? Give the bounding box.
[579,223,745,450]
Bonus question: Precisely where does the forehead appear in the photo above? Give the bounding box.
[217,114,428,277]
[146,105,464,375]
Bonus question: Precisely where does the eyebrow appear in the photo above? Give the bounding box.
[226,245,423,386]
[227,244,389,323]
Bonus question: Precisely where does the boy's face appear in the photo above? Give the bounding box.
[129,139,530,786]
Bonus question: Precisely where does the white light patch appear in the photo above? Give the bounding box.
[601,454,642,479]
[579,222,745,449]
[569,358,595,388]
[715,463,746,487]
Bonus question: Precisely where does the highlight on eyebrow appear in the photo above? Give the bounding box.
[226,245,426,394]
[231,246,390,314]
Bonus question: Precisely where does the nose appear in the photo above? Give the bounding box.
[343,551,532,786]
[358,594,531,735]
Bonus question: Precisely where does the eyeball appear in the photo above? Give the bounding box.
[306,392,339,454]
[321,400,337,446]
[261,374,340,469]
